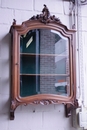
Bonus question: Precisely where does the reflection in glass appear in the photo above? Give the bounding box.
[20,29,70,97]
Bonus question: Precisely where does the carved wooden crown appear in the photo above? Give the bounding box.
[30,4,61,24]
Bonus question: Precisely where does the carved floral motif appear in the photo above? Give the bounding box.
[33,100,54,105]
[30,99,78,107]
[31,99,63,105]
[30,4,61,24]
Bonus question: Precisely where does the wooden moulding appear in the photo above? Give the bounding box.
[10,4,78,120]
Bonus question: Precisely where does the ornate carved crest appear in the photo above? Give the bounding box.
[30,4,61,24]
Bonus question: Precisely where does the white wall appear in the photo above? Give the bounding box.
[80,4,87,108]
[0,0,84,130]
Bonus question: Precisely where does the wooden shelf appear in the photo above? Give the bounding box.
[20,53,68,57]
[20,74,70,76]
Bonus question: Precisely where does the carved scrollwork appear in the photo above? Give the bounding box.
[30,4,61,24]
[31,99,61,105]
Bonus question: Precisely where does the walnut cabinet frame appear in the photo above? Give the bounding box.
[10,5,78,120]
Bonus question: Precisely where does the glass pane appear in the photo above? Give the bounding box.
[20,55,68,74]
[20,30,36,53]
[20,29,70,97]
[20,75,40,97]
[20,75,70,97]
[40,75,70,96]
[20,55,36,74]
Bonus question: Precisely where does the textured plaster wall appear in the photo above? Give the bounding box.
[81,4,87,108]
[0,0,82,130]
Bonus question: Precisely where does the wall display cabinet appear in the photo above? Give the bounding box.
[10,5,78,120]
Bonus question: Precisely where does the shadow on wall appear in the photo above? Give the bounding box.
[0,33,11,119]
[0,33,11,87]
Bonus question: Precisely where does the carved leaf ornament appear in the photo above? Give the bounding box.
[30,4,61,24]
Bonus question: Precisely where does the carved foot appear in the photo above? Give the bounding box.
[10,100,17,120]
[65,100,78,117]
[65,104,72,117]
[10,110,14,120]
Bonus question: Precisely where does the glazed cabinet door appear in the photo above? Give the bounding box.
[18,29,71,98]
